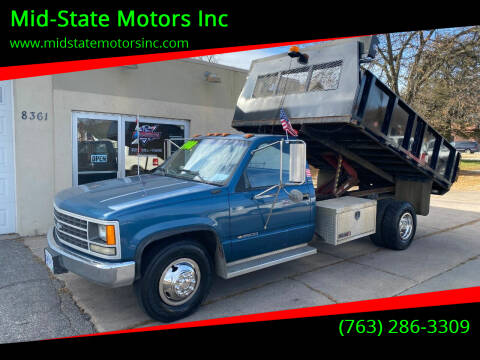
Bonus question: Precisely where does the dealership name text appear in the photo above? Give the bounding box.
[11,10,229,28]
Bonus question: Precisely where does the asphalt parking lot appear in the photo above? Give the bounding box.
[20,190,480,333]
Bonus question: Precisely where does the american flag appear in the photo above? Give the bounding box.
[280,108,298,137]
[135,115,140,136]
[131,116,140,145]
[306,168,312,178]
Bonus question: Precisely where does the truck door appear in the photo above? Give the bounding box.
[229,141,313,262]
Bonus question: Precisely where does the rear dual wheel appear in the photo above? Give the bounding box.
[371,200,416,250]
[370,199,393,247]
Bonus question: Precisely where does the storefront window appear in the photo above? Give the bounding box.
[124,121,185,176]
[73,112,188,185]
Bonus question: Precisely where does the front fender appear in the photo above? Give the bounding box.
[129,219,224,281]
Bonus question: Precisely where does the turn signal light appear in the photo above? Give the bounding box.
[289,45,300,53]
[106,225,116,245]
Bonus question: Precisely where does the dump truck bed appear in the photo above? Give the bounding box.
[232,39,460,196]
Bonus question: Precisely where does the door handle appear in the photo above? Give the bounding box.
[253,194,274,200]
[302,193,309,200]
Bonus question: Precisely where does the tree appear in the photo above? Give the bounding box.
[366,27,479,102]
[413,31,480,140]
[365,26,480,140]
[196,55,219,63]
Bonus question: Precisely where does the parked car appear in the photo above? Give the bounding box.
[450,141,479,153]
[125,147,163,176]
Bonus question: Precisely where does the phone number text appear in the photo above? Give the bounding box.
[339,319,471,336]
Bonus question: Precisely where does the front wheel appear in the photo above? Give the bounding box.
[134,240,213,322]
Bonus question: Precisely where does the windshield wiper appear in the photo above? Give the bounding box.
[161,168,221,186]
[152,167,171,177]
[179,168,207,182]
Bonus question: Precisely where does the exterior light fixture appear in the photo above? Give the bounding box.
[204,71,221,83]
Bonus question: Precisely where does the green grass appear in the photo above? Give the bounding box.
[460,160,480,171]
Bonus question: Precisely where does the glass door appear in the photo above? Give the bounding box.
[73,113,120,186]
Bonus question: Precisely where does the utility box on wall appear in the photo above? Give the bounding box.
[315,196,376,245]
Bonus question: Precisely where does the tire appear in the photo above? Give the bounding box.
[370,199,394,247]
[134,240,213,322]
[469,149,474,154]
[382,201,417,250]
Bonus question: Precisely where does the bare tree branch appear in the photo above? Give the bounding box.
[368,26,480,141]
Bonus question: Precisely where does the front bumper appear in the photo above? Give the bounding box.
[46,226,135,287]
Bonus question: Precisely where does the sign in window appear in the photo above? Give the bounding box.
[124,121,184,176]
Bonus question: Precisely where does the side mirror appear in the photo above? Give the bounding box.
[288,189,304,202]
[288,142,306,184]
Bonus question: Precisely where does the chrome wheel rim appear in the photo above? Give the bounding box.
[159,258,201,306]
[399,213,413,241]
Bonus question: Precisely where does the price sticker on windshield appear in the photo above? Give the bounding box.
[181,140,198,151]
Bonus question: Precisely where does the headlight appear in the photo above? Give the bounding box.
[90,223,117,256]
[97,224,116,245]
[98,224,107,240]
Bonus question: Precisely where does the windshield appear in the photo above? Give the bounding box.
[154,138,249,185]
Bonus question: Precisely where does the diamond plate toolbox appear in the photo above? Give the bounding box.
[315,196,376,245]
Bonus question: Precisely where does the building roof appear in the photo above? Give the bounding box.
[180,58,248,73]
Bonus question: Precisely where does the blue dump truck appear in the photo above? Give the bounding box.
[45,37,460,322]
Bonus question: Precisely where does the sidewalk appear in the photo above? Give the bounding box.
[0,235,95,344]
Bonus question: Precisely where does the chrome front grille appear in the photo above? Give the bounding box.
[54,228,89,250]
[53,205,120,259]
[54,208,87,230]
[54,209,88,250]
[58,222,87,240]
